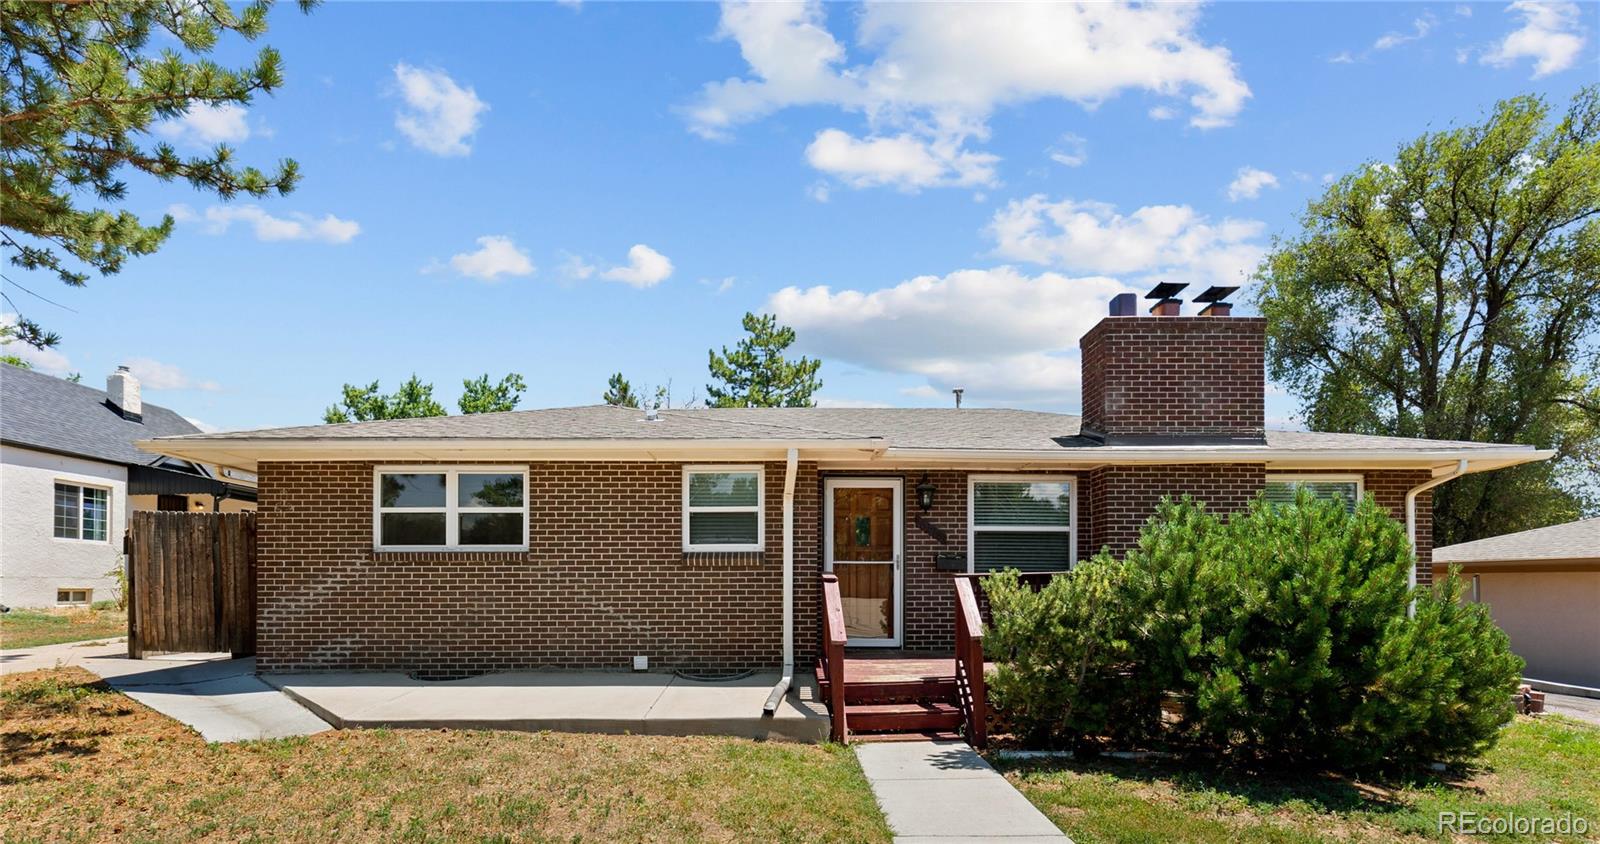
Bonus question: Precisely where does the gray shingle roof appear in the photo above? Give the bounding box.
[1434,517,1600,564]
[1,362,201,466]
[152,403,1526,454]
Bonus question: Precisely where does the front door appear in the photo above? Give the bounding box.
[824,478,902,647]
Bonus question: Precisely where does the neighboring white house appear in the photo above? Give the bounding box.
[0,363,256,609]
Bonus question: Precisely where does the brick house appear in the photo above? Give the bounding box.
[140,296,1549,687]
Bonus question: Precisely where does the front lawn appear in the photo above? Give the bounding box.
[0,667,892,843]
[0,607,126,650]
[998,715,1600,844]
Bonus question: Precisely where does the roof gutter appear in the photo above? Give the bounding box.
[763,447,799,716]
[872,446,1554,466]
[1406,458,1469,616]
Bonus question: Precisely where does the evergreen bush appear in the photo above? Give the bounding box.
[983,490,1523,770]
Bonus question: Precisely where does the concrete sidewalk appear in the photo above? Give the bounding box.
[266,670,830,742]
[855,740,1070,843]
[3,640,331,743]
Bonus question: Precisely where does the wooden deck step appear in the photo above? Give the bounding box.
[816,656,959,705]
[851,730,964,743]
[845,701,963,733]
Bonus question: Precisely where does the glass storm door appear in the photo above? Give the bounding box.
[824,478,903,647]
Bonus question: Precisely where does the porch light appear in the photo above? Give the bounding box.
[916,474,937,512]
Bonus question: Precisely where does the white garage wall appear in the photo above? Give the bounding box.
[0,445,128,609]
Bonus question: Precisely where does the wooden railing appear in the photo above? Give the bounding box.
[820,573,849,743]
[953,576,988,749]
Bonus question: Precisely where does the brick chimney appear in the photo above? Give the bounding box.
[106,365,142,422]
[1079,289,1264,442]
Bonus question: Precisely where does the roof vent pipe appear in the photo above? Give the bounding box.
[643,403,660,422]
[952,388,964,409]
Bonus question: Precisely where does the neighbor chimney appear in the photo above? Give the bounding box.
[1079,286,1264,443]
[106,365,142,422]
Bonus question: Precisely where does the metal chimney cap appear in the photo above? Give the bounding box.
[1143,281,1189,300]
[1194,285,1239,304]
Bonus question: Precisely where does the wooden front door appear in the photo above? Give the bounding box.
[824,478,902,647]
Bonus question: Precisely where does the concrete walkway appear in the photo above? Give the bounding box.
[1544,691,1600,727]
[266,670,830,742]
[2,639,330,743]
[855,740,1071,843]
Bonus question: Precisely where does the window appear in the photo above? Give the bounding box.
[1263,474,1363,513]
[968,476,1076,573]
[683,466,763,552]
[373,467,527,550]
[53,483,109,542]
[56,588,91,606]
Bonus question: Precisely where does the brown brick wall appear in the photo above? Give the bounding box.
[257,460,817,675]
[1080,317,1266,439]
[257,460,1437,673]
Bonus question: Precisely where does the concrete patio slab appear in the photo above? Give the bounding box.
[856,740,1070,842]
[265,670,829,742]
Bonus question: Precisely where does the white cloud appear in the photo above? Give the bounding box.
[1147,105,1178,120]
[1456,4,1474,17]
[182,417,223,434]
[686,1,1249,190]
[986,195,1266,289]
[900,385,941,399]
[125,357,221,391]
[815,397,893,408]
[154,103,251,145]
[1328,51,1356,64]
[1226,166,1280,201]
[1047,133,1088,168]
[1481,0,1586,77]
[0,314,72,374]
[769,266,1131,401]
[1373,12,1436,50]
[807,182,832,203]
[435,236,535,282]
[392,63,489,156]
[700,276,736,294]
[558,252,597,280]
[804,129,997,190]
[600,244,674,288]
[168,203,360,243]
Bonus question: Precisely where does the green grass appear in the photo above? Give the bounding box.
[999,715,1600,843]
[0,607,126,649]
[2,667,893,843]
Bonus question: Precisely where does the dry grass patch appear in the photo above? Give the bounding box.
[0,667,891,843]
[1,607,126,650]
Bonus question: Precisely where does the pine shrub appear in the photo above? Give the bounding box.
[983,490,1524,770]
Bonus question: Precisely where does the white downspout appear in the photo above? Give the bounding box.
[1405,458,1469,616]
[764,447,800,714]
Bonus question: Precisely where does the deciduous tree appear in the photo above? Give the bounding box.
[1253,88,1600,544]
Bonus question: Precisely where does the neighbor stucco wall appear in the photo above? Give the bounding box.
[0,444,128,608]
[1471,570,1600,688]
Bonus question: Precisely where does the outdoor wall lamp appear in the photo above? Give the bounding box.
[916,473,937,512]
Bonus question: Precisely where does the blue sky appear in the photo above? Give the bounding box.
[4,0,1595,432]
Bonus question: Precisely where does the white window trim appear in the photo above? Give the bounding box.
[682,464,765,553]
[1265,473,1364,500]
[52,480,112,544]
[967,474,1078,574]
[56,587,93,607]
[373,465,529,552]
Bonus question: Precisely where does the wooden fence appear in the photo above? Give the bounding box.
[126,511,257,658]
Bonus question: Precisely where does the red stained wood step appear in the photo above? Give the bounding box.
[845,701,964,733]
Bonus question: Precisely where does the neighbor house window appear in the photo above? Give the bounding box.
[54,483,109,542]
[968,476,1076,573]
[1263,474,1363,513]
[683,466,763,552]
[56,588,91,606]
[373,467,527,550]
